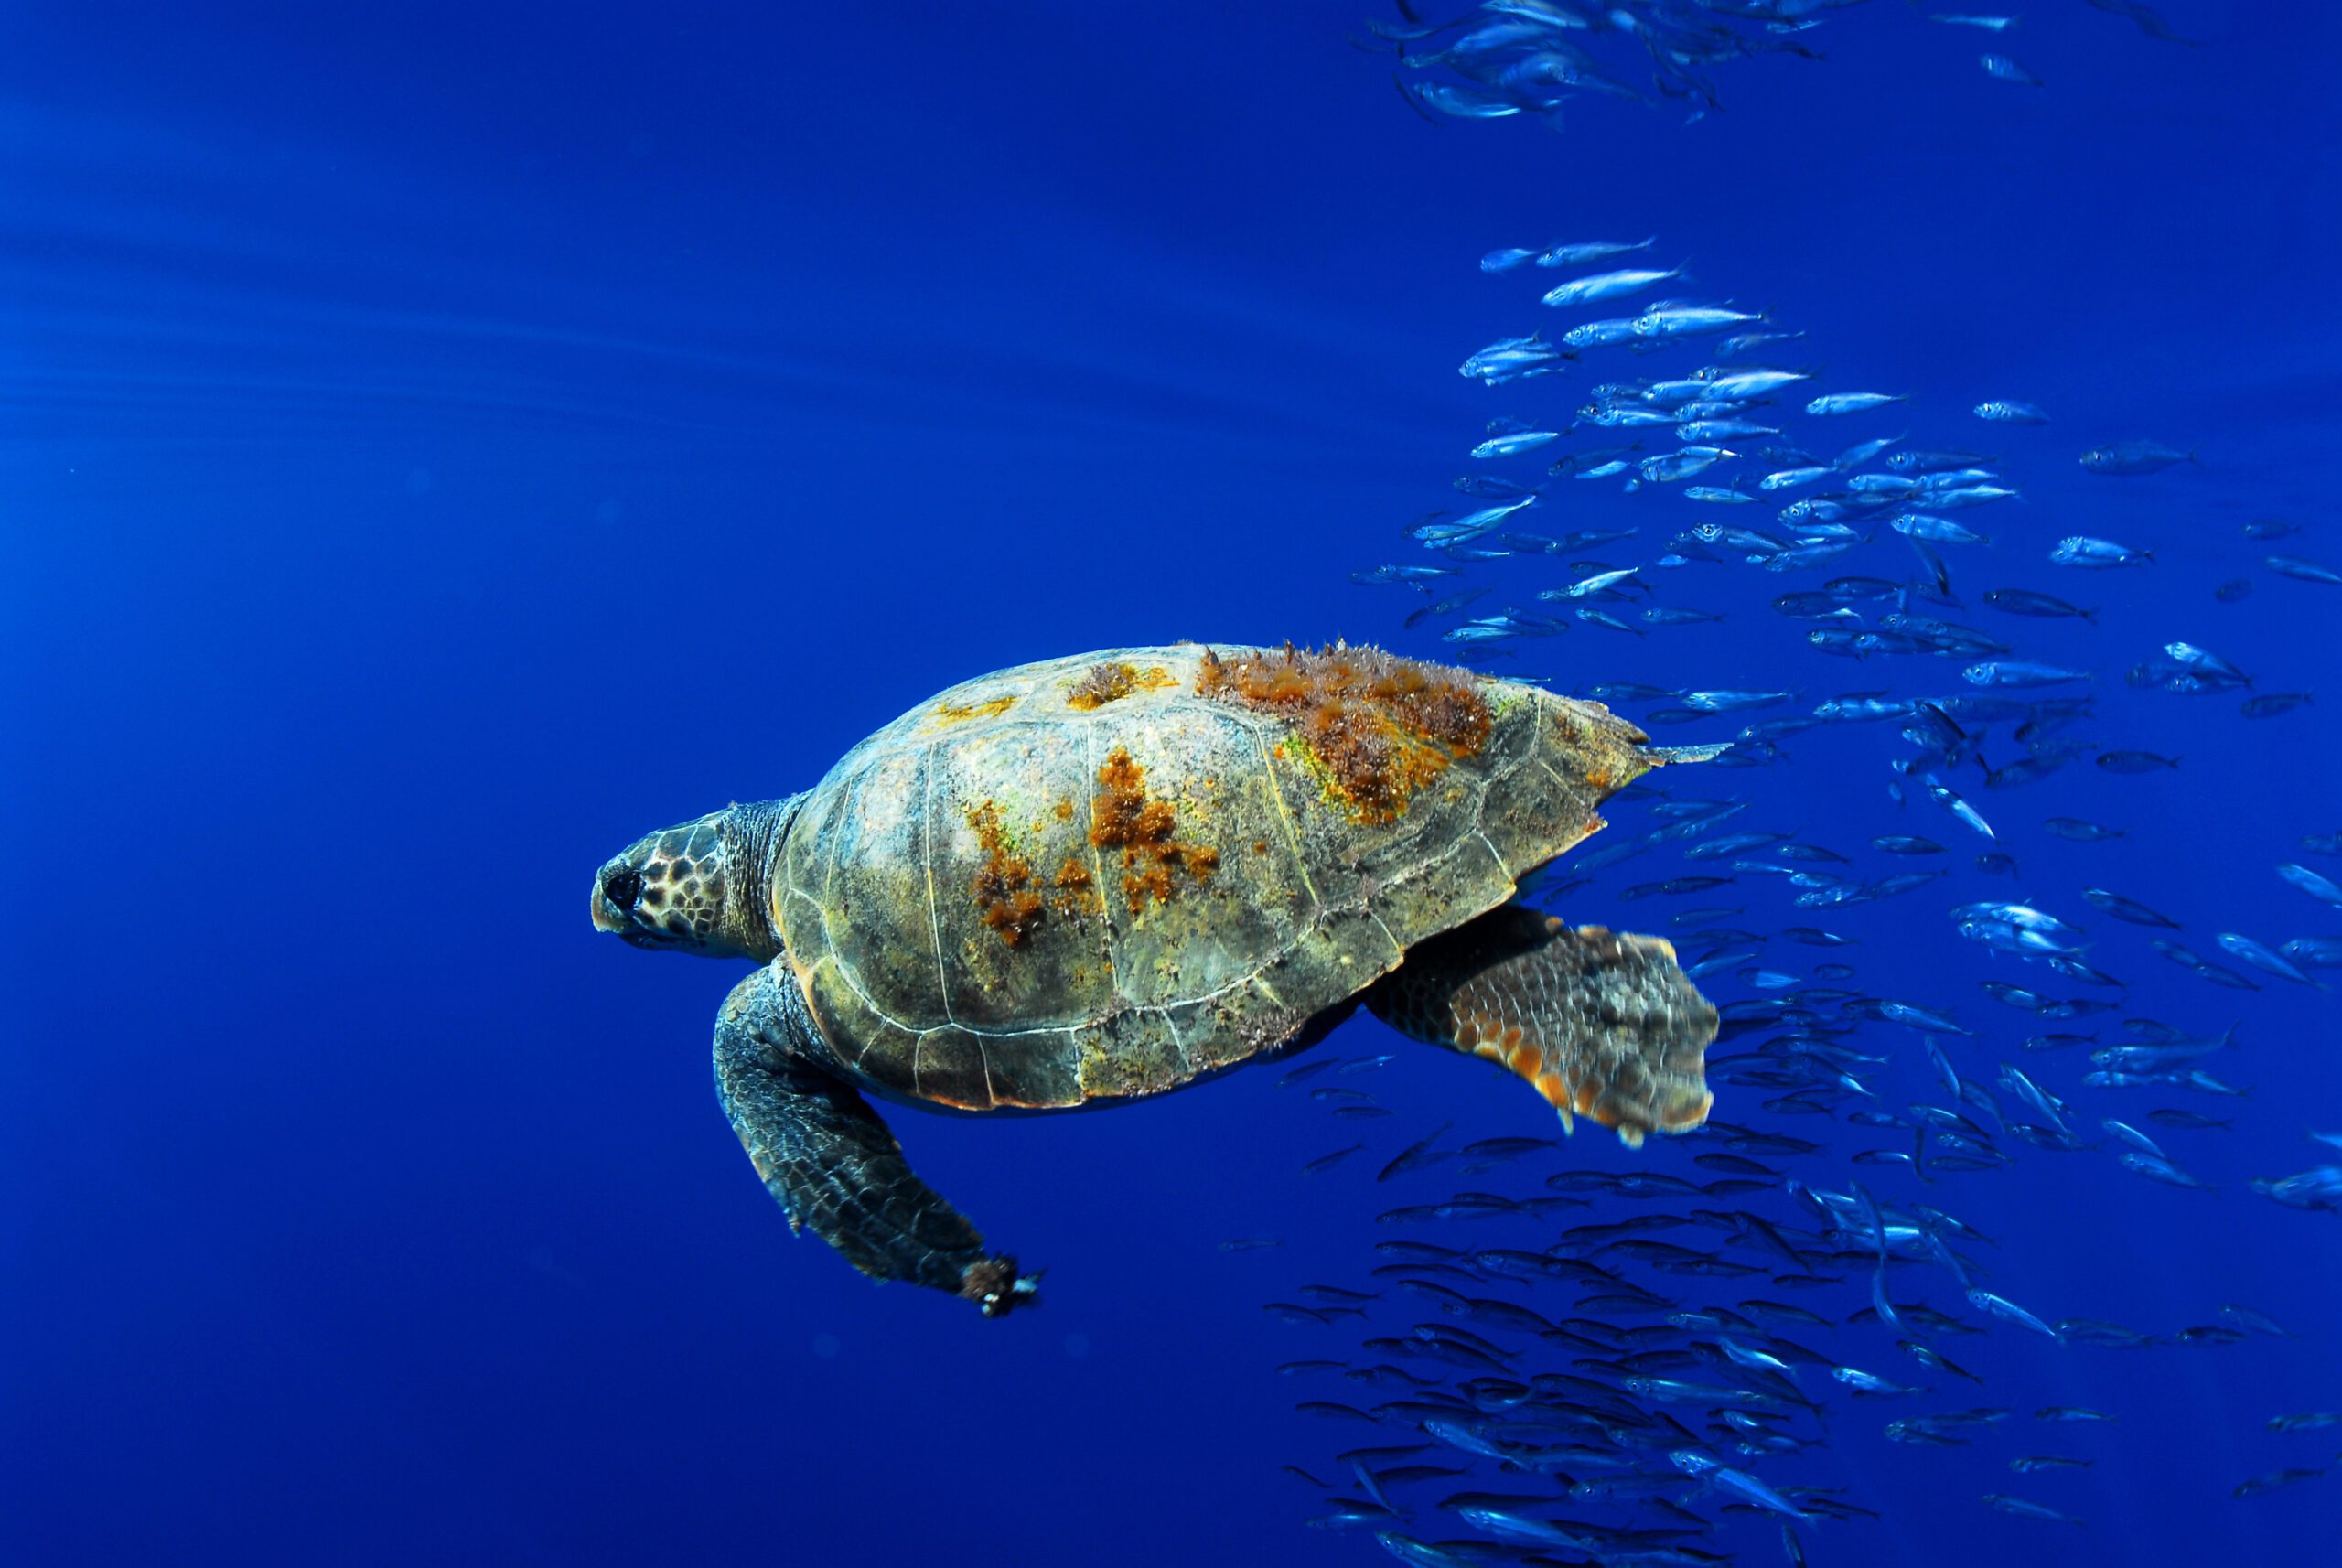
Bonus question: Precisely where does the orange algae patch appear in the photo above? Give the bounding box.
[1195,642,1492,824]
[1066,661,1176,712]
[1089,746,1219,914]
[1051,855,1101,916]
[966,800,1043,947]
[935,694,1017,725]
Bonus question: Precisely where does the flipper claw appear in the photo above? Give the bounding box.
[961,1258,1043,1317]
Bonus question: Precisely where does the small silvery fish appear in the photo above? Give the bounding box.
[1455,474,1536,499]
[1980,53,2044,85]
[1402,80,1523,120]
[1677,419,1778,442]
[2232,1468,2327,1499]
[2080,439,2197,474]
[1469,430,1560,459]
[1851,472,1922,498]
[1968,1289,2060,1337]
[1413,494,1536,545]
[2050,535,2152,568]
[1982,1495,2083,1526]
[1974,399,2048,423]
[2277,863,2342,907]
[1640,446,1735,482]
[1634,304,1764,339]
[2266,554,2342,585]
[1895,513,1990,546]
[1351,564,1460,585]
[1719,328,1806,357]
[2251,1167,2342,1213]
[2269,1413,2342,1433]
[1983,588,2097,621]
[1806,392,1907,415]
[2098,750,2179,774]
[2119,1151,2207,1189]
[1478,247,1538,274]
[2284,938,2342,969]
[2217,931,2321,987]
[1459,331,1567,382]
[1562,317,1641,349]
[1896,447,1998,472]
[1962,660,2091,688]
[1928,483,2021,507]
[1536,237,1654,269]
[2081,888,2178,927]
[1541,264,1683,309]
[1703,368,1808,399]
[1402,587,1489,628]
[1835,434,1905,468]
[1540,566,1638,600]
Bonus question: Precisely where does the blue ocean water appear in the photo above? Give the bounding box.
[5,2,2339,1563]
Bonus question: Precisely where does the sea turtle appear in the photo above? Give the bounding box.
[591,642,1719,1316]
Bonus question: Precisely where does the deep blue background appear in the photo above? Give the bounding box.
[5,2,2338,1563]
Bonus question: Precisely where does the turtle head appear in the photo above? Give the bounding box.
[591,800,794,961]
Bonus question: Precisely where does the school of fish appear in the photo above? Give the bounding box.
[1266,6,2337,1564]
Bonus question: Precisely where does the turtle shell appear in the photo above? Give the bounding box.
[769,642,1662,1112]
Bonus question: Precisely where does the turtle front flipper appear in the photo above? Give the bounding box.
[714,967,1039,1316]
[1367,905,1717,1145]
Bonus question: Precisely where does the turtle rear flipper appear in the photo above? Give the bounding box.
[714,968,1039,1316]
[1368,906,1716,1144]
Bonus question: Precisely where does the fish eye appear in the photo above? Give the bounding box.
[603,867,644,912]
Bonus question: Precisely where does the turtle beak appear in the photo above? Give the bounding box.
[591,864,643,936]
[591,887,626,934]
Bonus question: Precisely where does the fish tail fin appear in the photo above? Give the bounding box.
[2081,606,2100,625]
[2189,446,2206,466]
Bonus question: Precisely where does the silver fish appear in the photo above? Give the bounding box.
[2080,439,2197,475]
[2050,535,2152,568]
[1633,304,1764,339]
[2277,863,2342,907]
[1469,430,1561,459]
[2267,554,2342,585]
[1542,264,1683,309]
[1535,237,1654,269]
[1962,660,2091,688]
[1806,392,1907,415]
[1980,53,2044,86]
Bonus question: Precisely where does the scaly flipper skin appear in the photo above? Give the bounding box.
[713,966,1039,1316]
[1367,905,1717,1144]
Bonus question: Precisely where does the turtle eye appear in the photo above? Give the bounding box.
[603,867,644,912]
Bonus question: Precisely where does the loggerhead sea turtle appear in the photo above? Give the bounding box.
[590,642,1720,1316]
